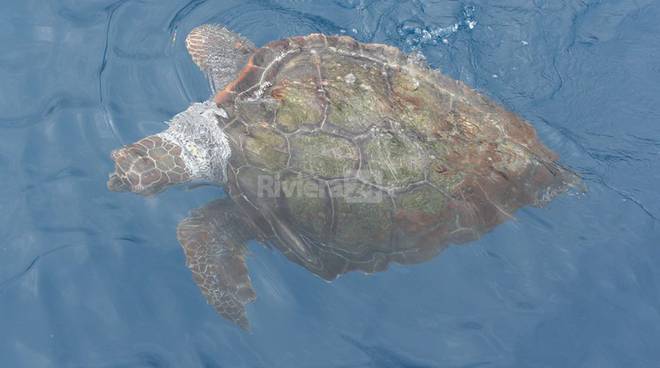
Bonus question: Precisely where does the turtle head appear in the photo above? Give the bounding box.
[108,101,232,196]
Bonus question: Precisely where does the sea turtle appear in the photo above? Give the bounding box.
[107,24,579,329]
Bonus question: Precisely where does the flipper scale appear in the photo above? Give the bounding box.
[176,199,256,329]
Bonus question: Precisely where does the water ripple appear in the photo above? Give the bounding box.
[0,94,94,130]
[2,0,660,366]
[0,244,80,291]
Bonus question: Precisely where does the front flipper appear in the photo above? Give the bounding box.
[185,24,256,93]
[176,199,256,329]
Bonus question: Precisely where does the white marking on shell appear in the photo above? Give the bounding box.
[247,81,273,102]
[344,73,356,84]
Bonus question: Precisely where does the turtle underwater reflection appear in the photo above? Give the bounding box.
[107,24,580,329]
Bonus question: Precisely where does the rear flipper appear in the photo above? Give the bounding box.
[531,159,585,207]
[176,199,256,329]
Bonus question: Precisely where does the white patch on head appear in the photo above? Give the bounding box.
[157,101,232,183]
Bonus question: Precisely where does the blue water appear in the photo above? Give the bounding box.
[1,0,659,367]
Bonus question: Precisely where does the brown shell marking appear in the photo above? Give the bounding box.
[213,34,404,105]
[214,55,256,105]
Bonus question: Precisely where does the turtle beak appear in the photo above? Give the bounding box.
[107,148,134,192]
[107,149,130,192]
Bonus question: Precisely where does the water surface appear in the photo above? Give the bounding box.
[1,0,659,367]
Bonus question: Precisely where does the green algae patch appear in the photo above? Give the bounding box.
[281,174,328,237]
[363,129,425,187]
[275,81,323,132]
[289,133,358,178]
[397,185,447,216]
[330,181,393,252]
[243,126,289,171]
[323,57,392,133]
